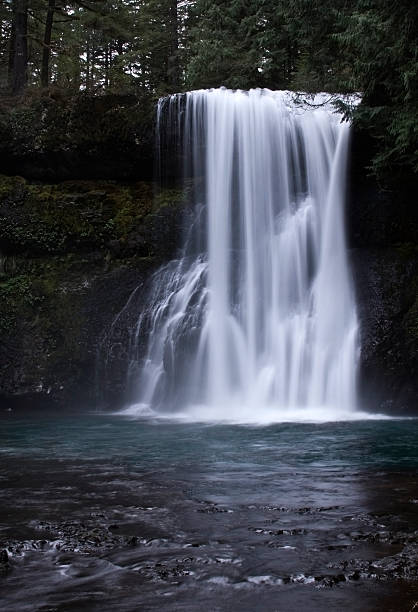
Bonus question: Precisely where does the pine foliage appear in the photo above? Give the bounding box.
[0,0,416,176]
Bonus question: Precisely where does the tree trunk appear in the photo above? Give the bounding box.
[7,11,16,89]
[86,42,90,90]
[41,0,56,88]
[11,0,28,95]
[104,44,109,89]
[167,0,179,90]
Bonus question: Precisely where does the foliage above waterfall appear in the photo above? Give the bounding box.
[337,0,418,176]
[186,0,417,177]
[0,0,416,177]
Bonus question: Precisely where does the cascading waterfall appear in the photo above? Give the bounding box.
[122,88,359,422]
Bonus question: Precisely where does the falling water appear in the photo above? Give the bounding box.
[122,88,359,422]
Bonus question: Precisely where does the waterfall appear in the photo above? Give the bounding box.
[122,88,359,422]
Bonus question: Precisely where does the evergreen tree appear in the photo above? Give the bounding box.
[0,0,415,175]
[338,0,418,174]
[187,0,263,90]
[10,0,28,95]
[0,0,13,89]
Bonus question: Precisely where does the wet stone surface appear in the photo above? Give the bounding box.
[0,415,417,611]
[0,460,417,611]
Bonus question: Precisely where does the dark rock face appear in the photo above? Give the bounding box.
[0,175,188,410]
[0,259,154,409]
[352,249,418,415]
[0,548,10,576]
[0,111,416,414]
[0,91,189,410]
[348,128,418,414]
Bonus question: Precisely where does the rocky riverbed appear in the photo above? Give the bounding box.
[0,412,417,611]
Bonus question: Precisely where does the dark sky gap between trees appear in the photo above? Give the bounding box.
[1,0,417,177]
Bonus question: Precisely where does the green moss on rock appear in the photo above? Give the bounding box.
[0,175,163,254]
[0,274,42,333]
[0,172,185,405]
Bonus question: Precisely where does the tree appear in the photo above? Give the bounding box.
[338,0,418,175]
[0,0,13,88]
[186,0,263,90]
[10,0,28,95]
[0,0,415,176]
[40,0,55,87]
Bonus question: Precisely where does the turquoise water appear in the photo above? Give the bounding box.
[1,412,417,612]
[1,412,417,469]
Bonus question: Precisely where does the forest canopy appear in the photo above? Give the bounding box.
[1,0,417,176]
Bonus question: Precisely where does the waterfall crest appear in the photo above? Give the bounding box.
[123,89,359,422]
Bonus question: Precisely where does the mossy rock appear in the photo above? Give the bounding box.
[0,167,187,406]
[0,274,42,334]
[0,176,165,255]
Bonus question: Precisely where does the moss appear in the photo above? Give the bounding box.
[0,174,185,256]
[37,291,85,364]
[108,182,154,238]
[0,172,184,391]
[0,176,150,253]
[154,186,186,209]
[0,274,42,333]
[396,242,418,259]
[0,255,93,381]
[0,174,26,197]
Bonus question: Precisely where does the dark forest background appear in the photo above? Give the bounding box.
[0,1,416,412]
[1,0,417,178]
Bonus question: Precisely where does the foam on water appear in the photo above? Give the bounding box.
[117,402,393,424]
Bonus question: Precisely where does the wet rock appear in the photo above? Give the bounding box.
[259,504,340,514]
[249,526,306,536]
[371,544,418,580]
[316,573,347,588]
[197,505,231,514]
[0,548,10,575]
[328,541,418,582]
[137,558,195,583]
[348,141,418,415]
[0,175,187,409]
[22,516,146,556]
[352,248,418,415]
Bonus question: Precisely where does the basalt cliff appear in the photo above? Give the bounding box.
[0,94,416,414]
